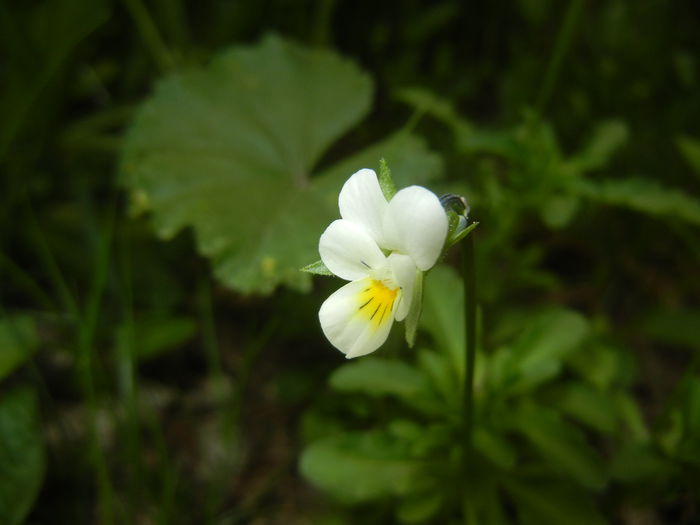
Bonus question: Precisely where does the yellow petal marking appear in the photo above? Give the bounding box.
[356,279,399,331]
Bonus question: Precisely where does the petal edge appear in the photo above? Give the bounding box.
[383,186,448,271]
[338,169,389,246]
[319,278,396,358]
[319,220,386,281]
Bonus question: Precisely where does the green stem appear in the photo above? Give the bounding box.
[117,219,143,521]
[535,0,584,114]
[199,277,224,379]
[312,0,336,47]
[79,209,117,525]
[122,0,176,72]
[461,233,477,521]
[0,250,55,311]
[27,196,116,522]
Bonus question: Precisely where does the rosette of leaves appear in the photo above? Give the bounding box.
[121,35,441,294]
[300,266,651,524]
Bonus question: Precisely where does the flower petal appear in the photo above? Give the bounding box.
[388,253,417,321]
[319,219,387,281]
[338,169,388,246]
[383,186,448,271]
[319,277,398,358]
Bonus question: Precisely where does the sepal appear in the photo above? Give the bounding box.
[378,158,397,201]
[404,270,424,347]
[300,260,334,276]
[445,221,479,250]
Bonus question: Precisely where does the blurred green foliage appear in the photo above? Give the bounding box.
[0,388,44,525]
[1,0,699,523]
[121,35,440,294]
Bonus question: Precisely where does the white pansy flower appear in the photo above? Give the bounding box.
[318,168,448,358]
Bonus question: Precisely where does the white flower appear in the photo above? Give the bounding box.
[318,168,448,358]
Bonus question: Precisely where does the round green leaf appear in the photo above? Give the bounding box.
[121,34,442,294]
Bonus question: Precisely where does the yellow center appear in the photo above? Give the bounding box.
[356,279,399,330]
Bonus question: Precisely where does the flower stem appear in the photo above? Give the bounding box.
[461,232,477,521]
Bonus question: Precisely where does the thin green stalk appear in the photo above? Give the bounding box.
[152,0,191,50]
[27,206,81,321]
[0,251,55,311]
[312,0,336,47]
[535,0,584,114]
[157,464,180,525]
[117,219,143,521]
[79,209,117,525]
[461,233,477,522]
[199,277,224,379]
[230,318,281,424]
[201,316,282,523]
[28,197,116,522]
[122,0,176,72]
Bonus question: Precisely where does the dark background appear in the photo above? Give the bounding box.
[1,0,699,523]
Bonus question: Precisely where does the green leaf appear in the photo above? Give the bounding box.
[396,491,443,523]
[579,177,700,226]
[122,35,442,294]
[682,376,700,436]
[504,480,607,525]
[420,265,464,373]
[673,376,700,464]
[416,349,459,410]
[550,382,618,434]
[405,422,452,456]
[117,315,198,361]
[516,309,589,367]
[493,309,589,394]
[396,88,476,149]
[0,388,45,525]
[614,392,650,442]
[300,259,334,276]
[0,316,39,381]
[610,442,676,484]
[472,481,511,525]
[378,158,397,200]
[398,87,532,162]
[330,357,427,397]
[404,269,423,348]
[0,0,111,158]
[473,426,517,469]
[329,357,439,414]
[567,120,628,174]
[540,193,580,229]
[642,309,700,351]
[300,431,420,504]
[316,132,441,192]
[677,135,700,180]
[512,404,606,490]
[567,343,621,391]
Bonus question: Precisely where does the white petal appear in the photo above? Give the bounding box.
[388,253,417,321]
[319,277,398,358]
[319,220,386,281]
[338,169,388,246]
[383,186,448,271]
